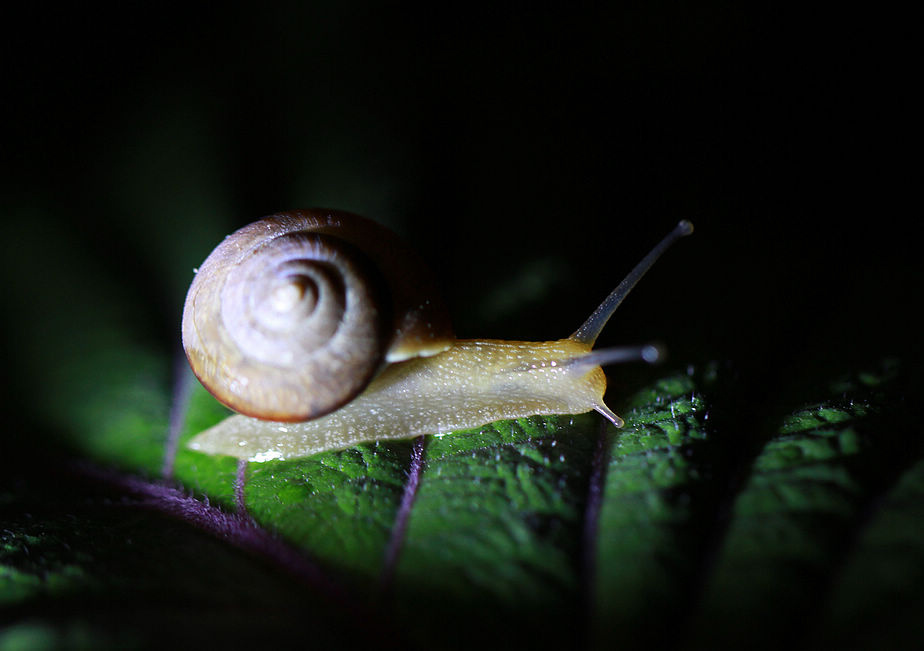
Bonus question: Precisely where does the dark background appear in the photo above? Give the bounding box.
[2,3,917,408]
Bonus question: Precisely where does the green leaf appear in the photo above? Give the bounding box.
[0,468,357,650]
[689,362,911,650]
[2,210,919,650]
[817,457,924,647]
[1,210,172,475]
[242,437,416,585]
[395,415,596,648]
[592,367,714,647]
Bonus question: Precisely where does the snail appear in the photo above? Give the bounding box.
[183,209,693,461]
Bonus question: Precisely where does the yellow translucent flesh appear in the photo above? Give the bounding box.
[189,339,606,461]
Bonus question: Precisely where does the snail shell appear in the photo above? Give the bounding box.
[182,209,454,422]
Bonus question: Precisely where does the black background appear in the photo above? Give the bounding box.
[2,4,917,420]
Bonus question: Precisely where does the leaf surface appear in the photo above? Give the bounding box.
[2,212,919,650]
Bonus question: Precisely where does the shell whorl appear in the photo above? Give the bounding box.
[182,210,454,422]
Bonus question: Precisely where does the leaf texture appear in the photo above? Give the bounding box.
[1,214,918,650]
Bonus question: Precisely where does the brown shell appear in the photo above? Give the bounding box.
[182,209,454,422]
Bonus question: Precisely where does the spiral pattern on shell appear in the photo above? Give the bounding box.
[182,210,454,422]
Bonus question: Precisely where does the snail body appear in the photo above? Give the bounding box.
[183,210,693,461]
[189,339,604,461]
